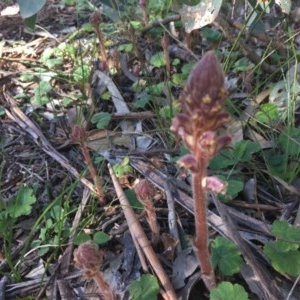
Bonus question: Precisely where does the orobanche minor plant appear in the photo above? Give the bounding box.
[171,51,232,290]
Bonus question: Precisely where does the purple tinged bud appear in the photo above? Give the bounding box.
[74,241,103,276]
[135,179,156,201]
[182,51,225,111]
[202,176,227,194]
[177,154,199,172]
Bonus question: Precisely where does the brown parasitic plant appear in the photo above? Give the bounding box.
[71,125,104,202]
[139,0,149,26]
[161,34,171,79]
[171,51,232,290]
[90,11,109,70]
[135,179,160,247]
[74,241,115,300]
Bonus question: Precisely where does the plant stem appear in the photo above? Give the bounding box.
[93,272,115,300]
[192,167,216,290]
[81,142,104,202]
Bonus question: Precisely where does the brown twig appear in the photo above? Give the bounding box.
[140,14,181,36]
[108,163,178,300]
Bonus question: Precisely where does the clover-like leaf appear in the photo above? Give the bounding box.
[6,187,36,218]
[129,274,160,300]
[263,242,300,276]
[91,112,112,129]
[210,282,249,300]
[93,231,110,245]
[211,236,243,276]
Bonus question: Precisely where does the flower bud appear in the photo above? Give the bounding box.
[135,179,156,201]
[74,241,103,277]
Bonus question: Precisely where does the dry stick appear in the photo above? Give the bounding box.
[107,164,178,300]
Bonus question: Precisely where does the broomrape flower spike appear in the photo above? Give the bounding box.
[74,241,115,300]
[135,179,160,246]
[171,51,232,291]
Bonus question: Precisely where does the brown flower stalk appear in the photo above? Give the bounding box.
[161,34,171,79]
[71,125,104,202]
[171,51,231,290]
[74,241,115,300]
[139,0,149,26]
[135,179,160,246]
[90,11,109,70]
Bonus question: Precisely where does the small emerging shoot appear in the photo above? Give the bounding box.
[74,241,115,300]
[135,179,160,247]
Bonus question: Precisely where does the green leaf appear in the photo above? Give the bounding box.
[209,149,236,169]
[233,57,255,72]
[218,178,244,202]
[172,73,186,86]
[6,187,37,218]
[201,27,222,43]
[124,189,144,210]
[129,274,160,300]
[210,282,249,300]
[263,242,300,276]
[31,81,52,106]
[233,140,261,162]
[278,128,300,156]
[73,65,90,82]
[24,14,38,31]
[150,52,166,68]
[73,233,91,245]
[181,63,194,75]
[159,102,181,119]
[44,58,63,68]
[211,236,243,276]
[91,112,112,129]
[118,43,133,52]
[93,231,110,245]
[113,157,133,178]
[18,0,46,18]
[270,220,300,245]
[134,93,150,109]
[255,103,279,124]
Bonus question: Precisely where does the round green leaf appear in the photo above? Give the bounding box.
[129,274,160,300]
[73,233,91,245]
[210,282,249,300]
[91,112,112,129]
[93,231,110,245]
[211,236,243,276]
